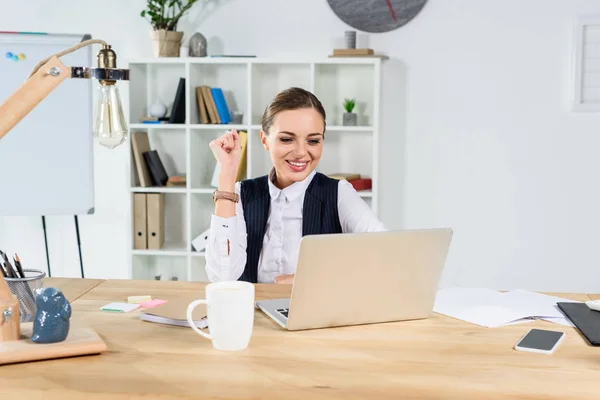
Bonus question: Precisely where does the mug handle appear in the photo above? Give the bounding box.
[186,299,211,340]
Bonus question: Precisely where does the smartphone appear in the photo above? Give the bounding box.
[514,328,565,354]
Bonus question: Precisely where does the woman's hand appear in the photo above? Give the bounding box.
[209,129,242,172]
[274,274,295,284]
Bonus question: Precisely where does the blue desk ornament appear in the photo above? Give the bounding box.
[31,287,71,344]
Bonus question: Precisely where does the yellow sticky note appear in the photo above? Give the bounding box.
[128,295,152,304]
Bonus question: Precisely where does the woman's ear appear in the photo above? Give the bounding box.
[260,130,269,150]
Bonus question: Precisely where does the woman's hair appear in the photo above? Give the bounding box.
[261,87,326,135]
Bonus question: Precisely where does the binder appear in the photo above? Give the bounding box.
[133,193,147,249]
[146,193,164,250]
[131,132,152,187]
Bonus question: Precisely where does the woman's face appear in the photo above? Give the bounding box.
[260,108,325,189]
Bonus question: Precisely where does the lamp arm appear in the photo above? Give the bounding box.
[0,56,71,140]
[28,39,108,78]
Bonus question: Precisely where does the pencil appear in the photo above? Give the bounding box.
[1,254,17,279]
[14,254,25,279]
[0,251,12,277]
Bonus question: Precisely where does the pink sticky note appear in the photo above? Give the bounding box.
[140,299,167,308]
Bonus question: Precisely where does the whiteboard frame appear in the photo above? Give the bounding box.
[0,32,95,216]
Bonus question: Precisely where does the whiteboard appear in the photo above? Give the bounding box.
[0,33,94,216]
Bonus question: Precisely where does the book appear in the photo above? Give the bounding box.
[168,77,186,124]
[130,131,152,187]
[195,87,209,124]
[166,175,186,187]
[328,173,361,181]
[210,88,231,124]
[139,296,208,329]
[350,178,372,191]
[333,48,374,56]
[143,150,169,186]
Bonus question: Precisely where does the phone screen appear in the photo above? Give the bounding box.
[517,329,564,351]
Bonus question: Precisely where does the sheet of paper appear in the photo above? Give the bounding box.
[500,290,579,319]
[128,295,152,304]
[101,302,140,313]
[433,288,534,328]
[433,288,581,328]
[140,299,167,308]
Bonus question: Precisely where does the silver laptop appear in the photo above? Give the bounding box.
[256,228,453,331]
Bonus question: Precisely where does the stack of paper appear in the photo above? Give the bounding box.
[433,288,579,328]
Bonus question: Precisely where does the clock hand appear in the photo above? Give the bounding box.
[385,0,398,22]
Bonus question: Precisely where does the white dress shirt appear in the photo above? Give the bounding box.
[204,170,386,283]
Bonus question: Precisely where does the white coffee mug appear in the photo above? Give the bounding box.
[186,281,255,351]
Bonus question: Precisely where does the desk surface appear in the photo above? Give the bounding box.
[45,277,105,302]
[1,279,599,400]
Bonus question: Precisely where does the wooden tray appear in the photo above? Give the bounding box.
[0,322,107,365]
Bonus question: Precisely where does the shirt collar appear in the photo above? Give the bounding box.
[268,168,316,203]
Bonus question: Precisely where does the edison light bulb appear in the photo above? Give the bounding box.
[93,82,127,149]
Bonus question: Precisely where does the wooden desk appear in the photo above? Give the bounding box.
[44,277,105,302]
[1,279,599,400]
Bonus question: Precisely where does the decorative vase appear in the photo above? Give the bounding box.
[343,112,357,126]
[151,29,184,57]
[149,100,167,118]
[345,30,356,49]
[188,32,207,57]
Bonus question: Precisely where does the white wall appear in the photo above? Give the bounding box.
[1,0,600,292]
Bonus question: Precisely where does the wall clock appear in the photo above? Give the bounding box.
[327,0,428,33]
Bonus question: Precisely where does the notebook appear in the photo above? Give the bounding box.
[140,296,208,329]
[557,302,600,346]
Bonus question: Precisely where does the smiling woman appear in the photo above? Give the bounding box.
[259,88,326,189]
[205,87,386,284]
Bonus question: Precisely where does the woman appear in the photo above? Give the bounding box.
[205,87,386,284]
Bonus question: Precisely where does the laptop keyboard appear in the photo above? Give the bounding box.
[276,308,289,318]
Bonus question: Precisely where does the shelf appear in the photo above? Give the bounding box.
[189,62,248,125]
[130,123,250,130]
[132,241,188,256]
[190,187,215,194]
[248,124,372,132]
[129,57,382,65]
[189,124,248,130]
[129,123,186,130]
[128,56,383,281]
[132,249,206,257]
[131,187,187,193]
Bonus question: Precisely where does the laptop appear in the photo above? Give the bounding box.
[255,228,453,331]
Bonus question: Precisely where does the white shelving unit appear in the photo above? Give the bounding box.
[126,56,383,282]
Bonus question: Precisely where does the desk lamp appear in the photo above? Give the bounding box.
[0,39,130,149]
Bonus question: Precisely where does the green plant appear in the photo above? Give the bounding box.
[141,0,200,31]
[343,98,356,113]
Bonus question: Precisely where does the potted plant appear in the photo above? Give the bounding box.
[343,98,357,126]
[141,0,199,57]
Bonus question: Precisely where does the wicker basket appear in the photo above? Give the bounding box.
[151,29,183,57]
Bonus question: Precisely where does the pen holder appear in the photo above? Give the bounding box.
[5,269,45,323]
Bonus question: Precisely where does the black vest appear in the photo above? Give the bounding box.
[238,172,342,283]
